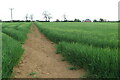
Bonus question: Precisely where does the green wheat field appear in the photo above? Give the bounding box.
[1,22,119,78]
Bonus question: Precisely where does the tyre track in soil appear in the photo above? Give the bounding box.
[13,23,85,78]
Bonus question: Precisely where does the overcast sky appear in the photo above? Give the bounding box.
[0,0,119,21]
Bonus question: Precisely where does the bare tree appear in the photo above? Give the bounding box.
[25,14,28,21]
[42,11,48,21]
[29,14,33,21]
[48,16,52,22]
[63,14,67,21]
[42,11,52,21]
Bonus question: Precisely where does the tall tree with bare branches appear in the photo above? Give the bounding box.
[48,16,52,22]
[30,14,33,21]
[42,11,52,21]
[25,14,28,21]
[63,14,67,21]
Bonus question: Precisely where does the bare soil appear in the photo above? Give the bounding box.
[13,23,85,78]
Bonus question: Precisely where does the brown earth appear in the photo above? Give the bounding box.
[13,23,85,78]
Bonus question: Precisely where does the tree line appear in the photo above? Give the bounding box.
[0,10,119,22]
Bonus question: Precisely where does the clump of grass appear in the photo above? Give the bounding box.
[2,22,31,78]
[68,66,79,70]
[28,72,37,76]
[61,58,66,61]
[57,42,118,78]
[2,33,24,78]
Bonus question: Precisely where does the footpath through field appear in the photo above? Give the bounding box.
[13,23,85,78]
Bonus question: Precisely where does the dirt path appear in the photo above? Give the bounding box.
[13,23,85,78]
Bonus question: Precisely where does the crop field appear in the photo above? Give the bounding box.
[1,22,119,78]
[2,22,31,78]
[35,22,118,78]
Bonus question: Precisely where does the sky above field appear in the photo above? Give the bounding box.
[0,0,119,21]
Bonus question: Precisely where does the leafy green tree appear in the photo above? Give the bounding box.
[56,19,60,22]
[74,19,81,22]
[99,18,104,22]
[93,19,98,22]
